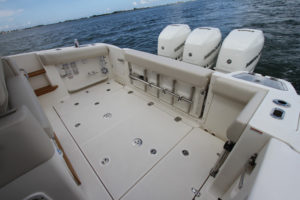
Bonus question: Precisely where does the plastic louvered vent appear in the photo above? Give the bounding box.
[23,192,52,200]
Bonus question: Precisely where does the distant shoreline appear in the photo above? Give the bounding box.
[0,1,190,34]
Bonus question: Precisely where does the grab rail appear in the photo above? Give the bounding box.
[129,74,193,104]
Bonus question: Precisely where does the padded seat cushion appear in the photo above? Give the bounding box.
[6,72,54,138]
[0,106,54,187]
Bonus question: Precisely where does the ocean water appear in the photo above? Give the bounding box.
[0,0,299,92]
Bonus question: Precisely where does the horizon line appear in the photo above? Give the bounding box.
[0,0,191,33]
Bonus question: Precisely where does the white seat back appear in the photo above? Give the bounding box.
[1,57,54,138]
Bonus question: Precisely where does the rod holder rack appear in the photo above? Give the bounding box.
[129,74,193,104]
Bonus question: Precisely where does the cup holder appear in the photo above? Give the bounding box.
[273,99,290,108]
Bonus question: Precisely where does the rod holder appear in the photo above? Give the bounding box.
[129,74,193,104]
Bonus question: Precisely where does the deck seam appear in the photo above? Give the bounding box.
[119,127,195,200]
[53,84,200,200]
[52,105,115,200]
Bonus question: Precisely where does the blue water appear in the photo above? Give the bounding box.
[0,0,299,92]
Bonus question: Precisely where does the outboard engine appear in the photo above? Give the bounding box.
[215,29,264,73]
[158,24,191,60]
[183,27,222,68]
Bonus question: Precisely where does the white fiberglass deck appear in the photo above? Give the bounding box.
[52,80,224,200]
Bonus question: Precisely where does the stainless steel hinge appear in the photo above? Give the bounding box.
[238,153,258,189]
[191,187,201,198]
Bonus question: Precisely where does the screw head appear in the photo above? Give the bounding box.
[103,113,112,119]
[132,138,143,146]
[174,116,182,122]
[147,102,154,106]
[150,149,157,155]
[75,123,81,128]
[182,149,189,156]
[101,157,110,165]
[101,67,108,74]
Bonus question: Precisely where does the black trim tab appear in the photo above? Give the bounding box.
[246,48,263,68]
[204,41,222,60]
[174,42,185,52]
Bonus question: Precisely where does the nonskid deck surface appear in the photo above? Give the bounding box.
[53,80,224,200]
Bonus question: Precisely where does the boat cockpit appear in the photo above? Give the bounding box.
[1,26,300,200]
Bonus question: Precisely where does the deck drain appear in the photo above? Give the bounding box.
[103,113,112,119]
[94,102,100,105]
[132,138,143,146]
[106,89,111,92]
[101,157,110,165]
[74,123,81,128]
[150,148,157,155]
[60,100,64,103]
[128,91,133,94]
[85,90,89,93]
[147,102,154,106]
[182,150,189,156]
[74,102,79,106]
[174,116,182,122]
[23,192,51,200]
[106,82,110,84]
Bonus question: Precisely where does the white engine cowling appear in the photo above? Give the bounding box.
[183,27,222,68]
[158,24,191,60]
[215,29,264,73]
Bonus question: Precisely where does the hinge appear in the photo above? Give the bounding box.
[191,187,201,198]
[238,153,258,189]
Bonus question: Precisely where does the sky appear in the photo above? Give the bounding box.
[0,0,182,31]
